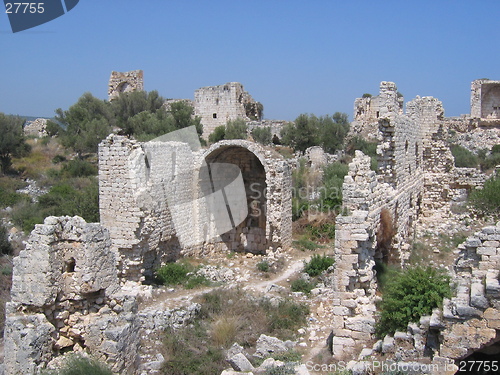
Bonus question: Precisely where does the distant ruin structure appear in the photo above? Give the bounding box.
[194,82,263,138]
[108,70,144,100]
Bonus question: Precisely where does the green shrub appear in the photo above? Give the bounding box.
[0,223,13,255]
[291,278,316,294]
[257,260,270,272]
[304,254,334,277]
[251,126,272,145]
[375,266,451,337]
[469,173,500,215]
[225,118,248,140]
[156,262,191,285]
[156,261,211,289]
[52,154,67,164]
[43,354,112,375]
[491,144,500,154]
[362,93,372,98]
[208,125,226,143]
[184,274,211,289]
[450,144,478,168]
[293,237,322,251]
[11,201,45,233]
[480,152,500,171]
[61,159,97,177]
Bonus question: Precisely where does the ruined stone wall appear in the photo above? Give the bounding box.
[99,135,292,282]
[3,216,139,375]
[247,120,287,140]
[350,81,404,140]
[108,70,144,100]
[23,118,48,138]
[471,79,500,120]
[331,84,428,359]
[194,82,261,138]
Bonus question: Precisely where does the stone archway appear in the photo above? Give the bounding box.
[200,140,292,254]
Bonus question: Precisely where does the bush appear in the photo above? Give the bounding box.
[293,237,322,251]
[52,154,67,164]
[303,254,334,277]
[225,118,248,140]
[257,260,270,272]
[291,278,316,294]
[43,354,112,375]
[469,173,500,215]
[60,159,97,177]
[450,144,478,168]
[155,261,211,289]
[208,125,226,143]
[0,223,13,255]
[156,262,191,285]
[375,266,451,337]
[492,144,500,154]
[251,126,272,145]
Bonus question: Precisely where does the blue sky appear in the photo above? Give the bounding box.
[1,0,499,121]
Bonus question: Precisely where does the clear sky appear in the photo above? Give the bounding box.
[1,0,499,121]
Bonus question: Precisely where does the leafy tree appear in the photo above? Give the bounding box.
[251,126,272,145]
[111,90,165,136]
[320,112,350,153]
[0,113,31,173]
[45,120,63,137]
[281,114,318,152]
[56,93,114,156]
[209,126,226,143]
[281,113,349,153]
[224,118,248,140]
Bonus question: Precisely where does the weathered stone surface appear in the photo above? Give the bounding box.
[227,353,255,372]
[254,334,292,358]
[3,313,55,375]
[108,70,144,100]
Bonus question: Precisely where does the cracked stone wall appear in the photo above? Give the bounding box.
[99,135,291,283]
[108,70,144,101]
[3,216,139,375]
[194,82,262,138]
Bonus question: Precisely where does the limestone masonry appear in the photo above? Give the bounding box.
[3,78,500,374]
[108,70,144,101]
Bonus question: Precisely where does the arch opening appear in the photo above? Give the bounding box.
[203,146,267,254]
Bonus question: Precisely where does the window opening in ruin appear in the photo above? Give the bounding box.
[215,98,219,105]
[213,113,217,119]
[65,257,76,273]
[376,111,380,118]
[405,140,409,153]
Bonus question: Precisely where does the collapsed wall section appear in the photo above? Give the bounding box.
[4,216,139,375]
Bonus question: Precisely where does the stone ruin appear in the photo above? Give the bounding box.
[3,79,500,374]
[108,70,144,101]
[23,118,48,138]
[330,80,500,371]
[98,135,292,283]
[194,82,263,138]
